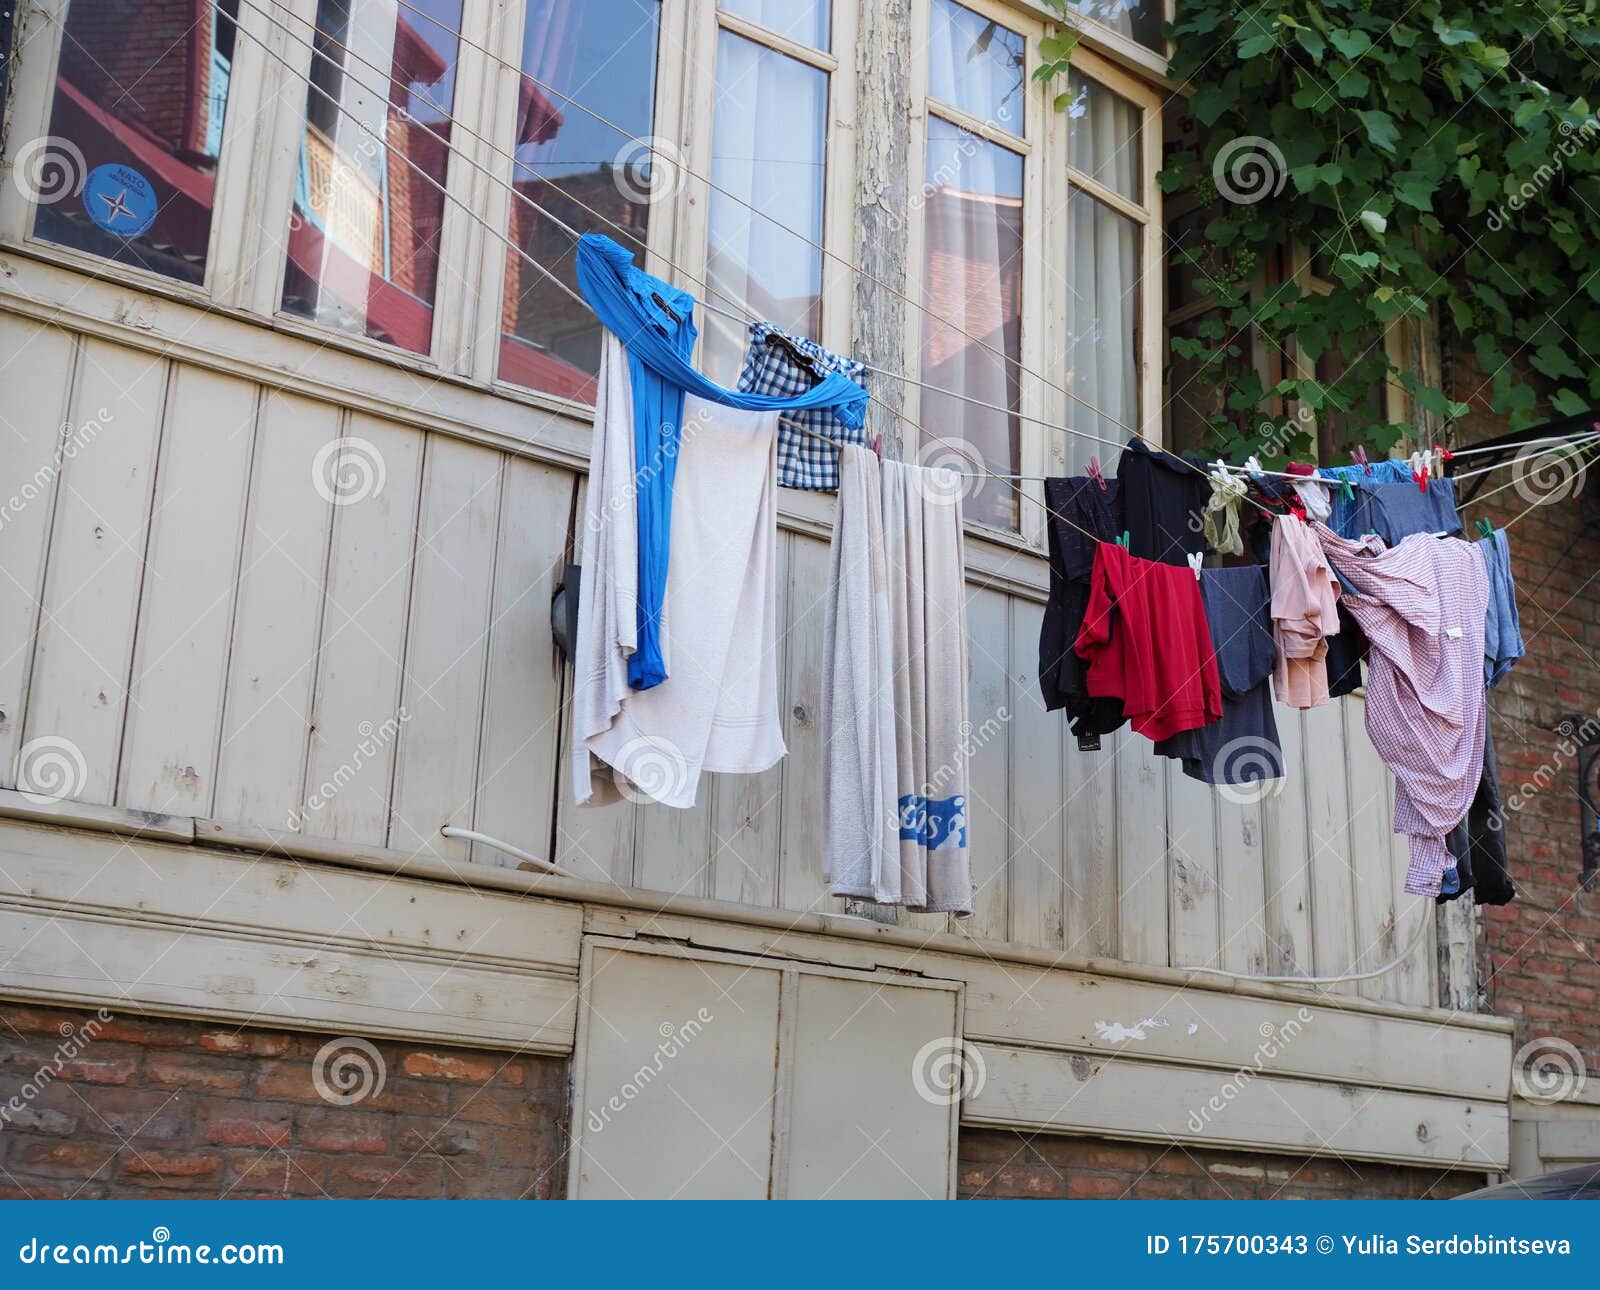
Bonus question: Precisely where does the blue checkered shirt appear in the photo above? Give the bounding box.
[736,322,868,491]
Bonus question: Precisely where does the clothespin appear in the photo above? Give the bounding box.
[1116,531,1130,549]
[869,432,884,460]
[1351,444,1371,475]
[1087,455,1107,491]
[1476,518,1495,540]
[1244,455,1265,477]
[1187,551,1204,581]
[1338,478,1355,502]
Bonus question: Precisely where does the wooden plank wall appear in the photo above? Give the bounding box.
[0,321,1435,1005]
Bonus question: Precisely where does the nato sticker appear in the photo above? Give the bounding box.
[82,164,158,239]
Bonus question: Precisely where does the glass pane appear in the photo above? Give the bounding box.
[919,119,1024,530]
[928,0,1025,134]
[1065,189,1141,471]
[31,0,239,285]
[718,0,829,52]
[1061,0,1164,53]
[281,0,463,355]
[704,30,827,385]
[1066,70,1143,203]
[499,0,662,402]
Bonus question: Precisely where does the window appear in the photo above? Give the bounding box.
[497,0,663,403]
[1063,57,1158,471]
[281,0,464,354]
[702,4,831,385]
[32,0,240,285]
[918,0,1028,530]
[1061,1,1165,54]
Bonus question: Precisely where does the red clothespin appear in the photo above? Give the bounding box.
[1086,455,1107,491]
[1351,444,1371,476]
[869,432,884,460]
[1410,450,1428,492]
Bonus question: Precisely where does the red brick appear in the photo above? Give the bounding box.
[294,1106,390,1154]
[117,1151,226,1188]
[401,1051,503,1083]
[146,1052,250,1094]
[326,1156,444,1199]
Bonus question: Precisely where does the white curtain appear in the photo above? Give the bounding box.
[919,120,1025,530]
[1064,72,1142,474]
[704,30,827,384]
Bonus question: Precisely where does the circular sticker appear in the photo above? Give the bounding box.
[82,163,158,238]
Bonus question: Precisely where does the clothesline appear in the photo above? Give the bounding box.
[218,0,1585,558]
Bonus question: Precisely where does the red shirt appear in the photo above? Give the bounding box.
[1073,543,1222,741]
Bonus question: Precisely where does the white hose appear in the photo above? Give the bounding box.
[1172,900,1433,986]
[439,826,565,876]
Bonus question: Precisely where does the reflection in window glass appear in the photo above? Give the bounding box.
[928,0,1024,134]
[33,0,239,284]
[281,0,463,355]
[1062,0,1164,53]
[1066,189,1141,469]
[919,119,1024,530]
[1066,71,1142,203]
[704,30,827,385]
[717,0,829,52]
[499,0,661,402]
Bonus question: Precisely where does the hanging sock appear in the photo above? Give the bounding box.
[575,234,868,692]
[1203,466,1249,556]
[823,446,973,916]
[737,322,868,490]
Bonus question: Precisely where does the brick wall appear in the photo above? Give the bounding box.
[0,1005,568,1200]
[959,1130,1482,1199]
[1447,356,1600,1078]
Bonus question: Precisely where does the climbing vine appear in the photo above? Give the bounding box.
[1046,0,1600,461]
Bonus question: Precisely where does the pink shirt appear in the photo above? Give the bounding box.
[1270,516,1340,708]
[1312,524,1490,896]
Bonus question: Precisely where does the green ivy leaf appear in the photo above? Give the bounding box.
[1295,27,1327,60]
[1551,388,1591,416]
[1359,109,1401,152]
[1531,343,1584,381]
[1329,29,1373,59]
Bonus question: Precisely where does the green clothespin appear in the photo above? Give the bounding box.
[1476,518,1494,540]
[1340,480,1355,502]
[1116,531,1130,549]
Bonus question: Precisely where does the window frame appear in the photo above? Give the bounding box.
[672,0,855,378]
[0,0,265,306]
[906,0,1046,543]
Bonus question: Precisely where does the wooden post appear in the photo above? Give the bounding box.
[850,0,913,457]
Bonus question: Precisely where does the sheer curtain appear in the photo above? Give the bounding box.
[1063,1,1165,53]
[704,30,827,385]
[920,0,1027,530]
[1064,72,1143,474]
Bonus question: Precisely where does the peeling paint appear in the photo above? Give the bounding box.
[1093,1017,1171,1044]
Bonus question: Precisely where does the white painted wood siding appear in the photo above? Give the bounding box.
[0,315,1438,1003]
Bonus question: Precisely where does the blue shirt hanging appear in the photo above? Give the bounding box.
[575,235,868,691]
